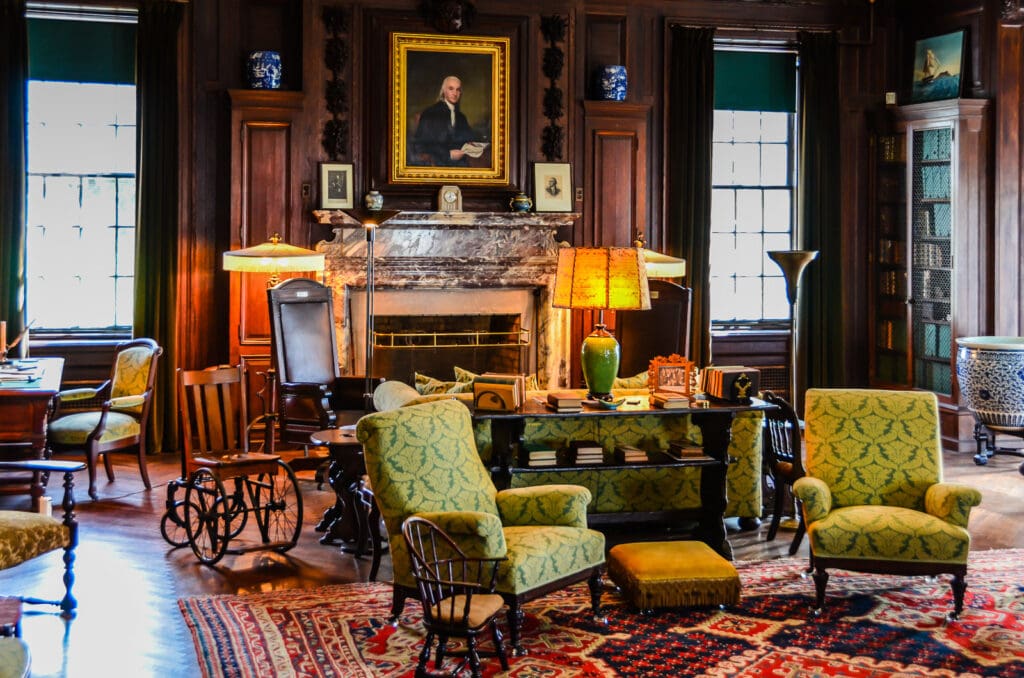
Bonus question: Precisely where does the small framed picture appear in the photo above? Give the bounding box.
[320,162,353,209]
[909,30,965,103]
[648,354,695,395]
[533,162,573,212]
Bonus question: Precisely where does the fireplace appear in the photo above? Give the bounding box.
[314,211,579,389]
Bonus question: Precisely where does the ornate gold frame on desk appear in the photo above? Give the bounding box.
[648,354,694,394]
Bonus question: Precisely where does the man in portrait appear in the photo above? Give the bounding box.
[545,175,561,198]
[412,75,486,166]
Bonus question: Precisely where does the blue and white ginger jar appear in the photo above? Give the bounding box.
[600,65,627,101]
[956,336,1024,432]
[248,51,282,89]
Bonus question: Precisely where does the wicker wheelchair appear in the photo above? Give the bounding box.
[160,365,302,565]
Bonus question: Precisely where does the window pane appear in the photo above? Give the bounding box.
[735,190,763,232]
[711,189,735,231]
[732,277,763,319]
[732,143,761,185]
[711,144,734,185]
[713,110,733,142]
[760,143,789,185]
[761,112,789,143]
[733,111,761,142]
[763,276,789,320]
[763,190,791,232]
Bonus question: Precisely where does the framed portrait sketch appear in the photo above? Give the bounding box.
[320,163,353,209]
[648,354,695,395]
[391,32,509,185]
[534,162,572,212]
[910,30,965,103]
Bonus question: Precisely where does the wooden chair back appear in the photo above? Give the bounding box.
[614,279,692,377]
[267,278,340,386]
[177,365,248,475]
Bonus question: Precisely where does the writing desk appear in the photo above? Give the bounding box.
[474,396,776,559]
[0,358,65,505]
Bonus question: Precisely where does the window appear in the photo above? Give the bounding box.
[709,49,797,326]
[25,8,137,333]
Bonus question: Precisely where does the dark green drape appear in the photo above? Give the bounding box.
[134,1,183,453]
[666,25,715,366]
[0,1,27,341]
[798,31,844,403]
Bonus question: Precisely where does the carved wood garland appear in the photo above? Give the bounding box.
[540,15,567,161]
[322,5,351,161]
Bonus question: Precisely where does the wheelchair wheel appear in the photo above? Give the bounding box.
[160,500,199,548]
[248,460,303,551]
[184,468,231,565]
[222,476,250,539]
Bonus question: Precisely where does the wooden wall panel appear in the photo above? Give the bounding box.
[996,20,1024,335]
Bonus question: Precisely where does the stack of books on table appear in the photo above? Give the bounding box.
[570,440,604,465]
[473,373,527,412]
[614,444,649,464]
[520,442,559,468]
[651,391,690,410]
[546,391,583,413]
[666,440,707,461]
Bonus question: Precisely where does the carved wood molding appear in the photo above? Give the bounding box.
[540,16,568,161]
[321,5,351,161]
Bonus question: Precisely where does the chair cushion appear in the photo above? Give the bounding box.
[0,511,69,570]
[0,638,30,678]
[496,525,605,595]
[807,505,971,564]
[607,541,740,609]
[48,411,141,446]
[430,593,505,629]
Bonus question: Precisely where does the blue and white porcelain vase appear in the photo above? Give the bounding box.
[247,51,282,89]
[364,190,384,211]
[600,65,627,101]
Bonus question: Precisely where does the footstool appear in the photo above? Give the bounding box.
[607,541,741,611]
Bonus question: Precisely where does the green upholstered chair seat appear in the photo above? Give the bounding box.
[48,411,140,445]
[806,505,971,564]
[0,511,69,570]
[497,525,606,594]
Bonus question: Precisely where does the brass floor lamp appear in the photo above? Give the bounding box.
[767,250,818,411]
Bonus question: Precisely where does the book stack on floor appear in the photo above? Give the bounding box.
[666,440,706,461]
[651,391,690,410]
[614,444,649,464]
[570,440,604,465]
[520,442,559,468]
[546,391,583,413]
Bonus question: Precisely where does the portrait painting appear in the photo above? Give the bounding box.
[320,163,353,209]
[533,162,572,212]
[910,30,965,103]
[391,32,509,184]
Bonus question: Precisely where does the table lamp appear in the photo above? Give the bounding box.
[635,234,686,279]
[552,246,651,399]
[222,232,325,286]
[767,250,818,408]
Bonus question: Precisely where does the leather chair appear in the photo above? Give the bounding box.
[0,459,85,618]
[761,390,806,554]
[48,338,162,500]
[614,279,692,378]
[793,388,982,618]
[357,398,605,655]
[267,278,366,448]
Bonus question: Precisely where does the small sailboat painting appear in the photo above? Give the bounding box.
[911,30,965,103]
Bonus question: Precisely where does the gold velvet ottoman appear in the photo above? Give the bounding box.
[608,541,741,610]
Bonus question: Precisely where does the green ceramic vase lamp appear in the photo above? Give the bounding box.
[552,247,651,399]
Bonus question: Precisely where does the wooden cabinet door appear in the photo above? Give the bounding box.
[227,90,305,419]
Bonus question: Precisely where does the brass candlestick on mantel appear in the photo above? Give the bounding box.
[768,250,818,410]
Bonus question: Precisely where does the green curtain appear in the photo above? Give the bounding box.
[666,25,715,366]
[0,1,27,341]
[134,1,183,453]
[798,31,843,404]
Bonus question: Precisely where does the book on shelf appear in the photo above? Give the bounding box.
[547,391,584,409]
[614,444,649,464]
[520,442,558,467]
[666,440,705,460]
[569,439,604,464]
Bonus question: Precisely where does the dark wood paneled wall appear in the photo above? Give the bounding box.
[166,0,1020,392]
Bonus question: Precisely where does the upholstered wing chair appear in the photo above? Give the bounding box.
[48,338,162,500]
[357,398,605,654]
[793,389,982,618]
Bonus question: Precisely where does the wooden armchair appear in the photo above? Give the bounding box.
[48,338,162,500]
[0,460,85,618]
[761,390,806,554]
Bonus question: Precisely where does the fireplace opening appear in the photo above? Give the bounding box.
[373,314,528,382]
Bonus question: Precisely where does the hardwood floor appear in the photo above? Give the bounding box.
[1,447,1021,677]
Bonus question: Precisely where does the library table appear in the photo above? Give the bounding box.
[0,358,64,506]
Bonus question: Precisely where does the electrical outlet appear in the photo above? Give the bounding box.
[301,182,312,199]
[575,187,583,202]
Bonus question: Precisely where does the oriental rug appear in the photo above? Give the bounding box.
[180,549,1024,677]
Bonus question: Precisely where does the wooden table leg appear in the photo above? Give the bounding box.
[690,410,734,560]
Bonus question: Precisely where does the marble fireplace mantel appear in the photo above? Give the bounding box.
[312,210,580,387]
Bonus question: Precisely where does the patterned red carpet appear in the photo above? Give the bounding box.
[180,549,1024,677]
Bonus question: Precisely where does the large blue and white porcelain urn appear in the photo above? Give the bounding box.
[956,336,1024,432]
[599,65,627,101]
[247,51,282,89]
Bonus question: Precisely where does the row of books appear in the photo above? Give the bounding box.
[472,373,527,412]
[699,366,761,404]
[518,440,706,467]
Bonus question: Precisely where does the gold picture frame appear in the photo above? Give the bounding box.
[648,354,695,395]
[391,32,509,185]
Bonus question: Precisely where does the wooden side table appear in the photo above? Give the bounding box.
[310,428,385,580]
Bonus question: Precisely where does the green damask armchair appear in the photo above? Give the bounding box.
[357,398,606,654]
[48,338,162,500]
[793,389,982,618]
